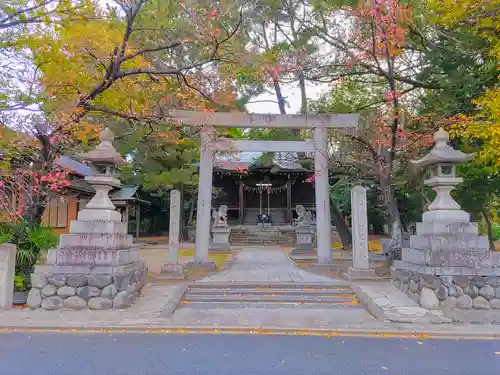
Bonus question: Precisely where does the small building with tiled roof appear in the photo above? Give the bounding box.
[42,156,150,237]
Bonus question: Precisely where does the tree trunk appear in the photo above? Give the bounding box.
[330,201,352,249]
[187,196,196,226]
[298,71,308,115]
[482,210,496,251]
[272,79,287,115]
[381,179,403,261]
[22,190,48,225]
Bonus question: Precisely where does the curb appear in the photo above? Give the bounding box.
[159,285,187,317]
[349,283,386,321]
[0,325,498,340]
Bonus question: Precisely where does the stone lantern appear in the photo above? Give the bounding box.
[391,128,499,311]
[77,128,126,222]
[27,128,147,311]
[411,127,473,222]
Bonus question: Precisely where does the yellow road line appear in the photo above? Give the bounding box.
[0,327,496,340]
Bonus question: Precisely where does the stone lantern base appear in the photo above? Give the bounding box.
[27,219,148,311]
[390,220,500,310]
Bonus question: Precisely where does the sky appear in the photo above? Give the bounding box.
[246,81,328,115]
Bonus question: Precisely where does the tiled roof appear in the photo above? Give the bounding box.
[214,152,308,172]
[56,156,93,176]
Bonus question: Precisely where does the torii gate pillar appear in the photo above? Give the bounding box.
[314,126,333,264]
[194,125,215,265]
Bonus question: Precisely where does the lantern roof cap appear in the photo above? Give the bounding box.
[79,128,126,166]
[410,128,473,170]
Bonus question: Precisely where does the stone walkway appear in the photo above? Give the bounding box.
[199,247,338,283]
[168,246,378,327]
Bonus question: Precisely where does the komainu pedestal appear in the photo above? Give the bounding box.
[292,226,314,254]
[210,227,231,252]
[209,205,231,253]
[292,205,314,254]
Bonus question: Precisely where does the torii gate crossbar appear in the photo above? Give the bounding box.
[170,111,359,266]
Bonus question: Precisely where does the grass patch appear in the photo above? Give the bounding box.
[209,253,231,270]
[179,249,230,270]
[332,240,382,252]
[179,249,195,256]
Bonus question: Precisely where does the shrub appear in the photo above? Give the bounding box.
[493,222,500,242]
[0,220,58,291]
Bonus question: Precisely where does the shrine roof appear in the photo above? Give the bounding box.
[67,179,150,205]
[213,152,309,172]
[110,185,151,205]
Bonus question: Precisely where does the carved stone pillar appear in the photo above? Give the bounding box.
[159,189,185,279]
[346,186,376,280]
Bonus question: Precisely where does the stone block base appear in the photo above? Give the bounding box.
[345,267,378,280]
[157,264,185,280]
[312,262,344,271]
[209,243,231,252]
[27,262,147,311]
[184,261,217,272]
[391,268,500,310]
[291,243,314,255]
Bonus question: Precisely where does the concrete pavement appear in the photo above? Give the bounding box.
[1,332,499,375]
[1,246,500,339]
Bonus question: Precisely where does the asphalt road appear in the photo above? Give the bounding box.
[0,332,499,374]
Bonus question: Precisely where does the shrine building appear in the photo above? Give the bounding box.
[211,152,316,227]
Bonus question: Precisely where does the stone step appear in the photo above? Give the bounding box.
[230,245,293,247]
[229,229,297,246]
[180,281,357,308]
[190,281,348,289]
[185,287,351,296]
[179,301,363,309]
[230,238,294,241]
[230,234,294,238]
[233,238,294,241]
[182,294,355,303]
[230,237,295,241]
[230,242,295,246]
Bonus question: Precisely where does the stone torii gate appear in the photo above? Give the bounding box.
[169,110,360,265]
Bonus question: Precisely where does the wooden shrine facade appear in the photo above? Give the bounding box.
[212,163,316,225]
